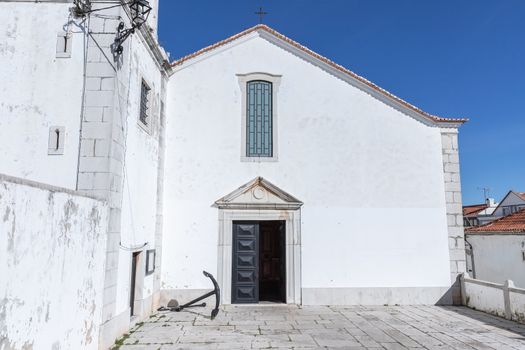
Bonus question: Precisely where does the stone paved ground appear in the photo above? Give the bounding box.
[117,305,525,349]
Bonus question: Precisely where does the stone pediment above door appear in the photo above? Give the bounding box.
[214,177,303,210]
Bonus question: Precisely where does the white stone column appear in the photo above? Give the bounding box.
[441,128,466,305]
[76,12,124,328]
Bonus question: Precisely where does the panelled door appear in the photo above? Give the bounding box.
[259,221,286,302]
[232,222,259,303]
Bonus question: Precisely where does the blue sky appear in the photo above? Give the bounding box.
[158,1,525,205]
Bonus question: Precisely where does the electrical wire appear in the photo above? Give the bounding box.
[83,1,133,14]
[86,30,117,71]
[78,0,135,26]
[72,0,151,252]
[75,14,90,190]
[115,34,146,252]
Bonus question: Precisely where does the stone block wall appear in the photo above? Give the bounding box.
[76,11,126,329]
[74,5,172,347]
[441,128,467,304]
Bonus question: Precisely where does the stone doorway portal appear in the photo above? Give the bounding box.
[215,177,303,304]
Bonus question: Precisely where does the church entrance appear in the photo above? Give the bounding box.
[231,221,286,304]
[215,176,303,304]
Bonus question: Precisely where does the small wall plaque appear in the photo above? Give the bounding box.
[145,249,155,275]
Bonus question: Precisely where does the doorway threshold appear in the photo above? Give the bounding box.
[230,302,293,307]
[258,301,285,305]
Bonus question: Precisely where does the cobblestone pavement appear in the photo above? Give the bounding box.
[117,305,525,349]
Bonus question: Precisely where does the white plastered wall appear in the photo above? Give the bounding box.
[0,3,84,189]
[466,234,525,288]
[0,175,108,350]
[113,34,164,323]
[162,33,452,304]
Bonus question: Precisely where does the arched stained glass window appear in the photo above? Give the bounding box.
[246,80,272,157]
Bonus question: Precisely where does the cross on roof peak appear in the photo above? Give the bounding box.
[255,7,268,24]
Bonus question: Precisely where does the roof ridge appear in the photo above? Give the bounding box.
[171,24,264,68]
[171,24,468,125]
[463,203,488,216]
[491,190,525,213]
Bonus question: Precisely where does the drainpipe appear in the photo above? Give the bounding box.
[464,237,476,279]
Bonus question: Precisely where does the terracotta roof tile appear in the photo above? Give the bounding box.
[171,25,468,125]
[466,208,525,233]
[463,204,488,216]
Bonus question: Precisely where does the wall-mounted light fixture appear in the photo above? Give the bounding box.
[130,0,152,27]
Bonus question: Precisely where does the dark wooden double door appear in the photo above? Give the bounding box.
[232,221,286,304]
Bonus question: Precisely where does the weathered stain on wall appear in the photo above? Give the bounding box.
[0,175,108,350]
[461,274,525,324]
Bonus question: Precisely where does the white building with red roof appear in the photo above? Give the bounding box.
[465,209,525,288]
[463,191,525,228]
[463,198,499,227]
[492,190,525,218]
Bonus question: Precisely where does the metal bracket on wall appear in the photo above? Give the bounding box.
[114,22,135,55]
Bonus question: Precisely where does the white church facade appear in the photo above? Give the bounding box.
[0,1,467,348]
[162,25,467,307]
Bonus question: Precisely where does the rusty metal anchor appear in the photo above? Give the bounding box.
[159,271,220,319]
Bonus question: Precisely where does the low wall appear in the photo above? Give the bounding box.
[0,174,108,350]
[461,273,525,324]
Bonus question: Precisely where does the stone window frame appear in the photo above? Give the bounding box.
[237,73,281,162]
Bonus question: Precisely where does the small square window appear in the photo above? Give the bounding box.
[56,32,72,58]
[139,80,151,127]
[48,126,65,155]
